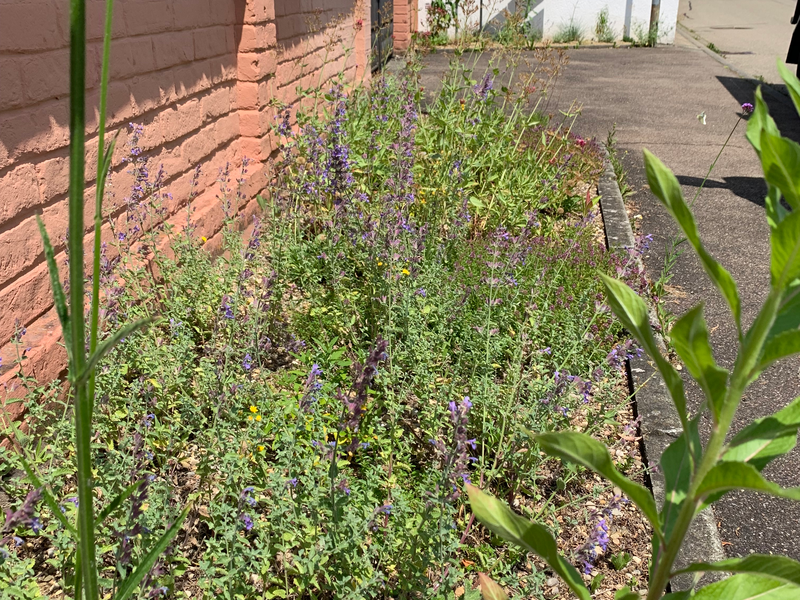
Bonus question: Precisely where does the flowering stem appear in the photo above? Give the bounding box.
[689,116,744,208]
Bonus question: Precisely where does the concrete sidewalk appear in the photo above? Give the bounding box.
[679,0,797,86]
[414,43,800,560]
[551,45,800,560]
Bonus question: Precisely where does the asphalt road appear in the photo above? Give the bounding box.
[413,40,800,559]
[679,0,798,85]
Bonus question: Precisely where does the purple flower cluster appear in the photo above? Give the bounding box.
[339,339,389,445]
[606,339,643,370]
[430,397,476,502]
[473,72,494,100]
[299,363,323,412]
[1,487,43,548]
[575,494,626,574]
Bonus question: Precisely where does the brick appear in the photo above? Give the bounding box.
[201,86,232,120]
[209,0,236,25]
[172,0,213,29]
[0,263,58,345]
[0,57,24,110]
[193,26,230,60]
[86,0,127,40]
[181,122,219,165]
[0,2,64,52]
[154,98,204,145]
[34,155,69,202]
[214,112,239,146]
[0,100,70,167]
[238,24,267,52]
[105,80,136,126]
[129,73,171,117]
[123,1,174,36]
[238,50,276,82]
[238,110,260,137]
[110,37,157,79]
[236,81,259,110]
[0,164,42,226]
[244,0,276,24]
[152,30,194,70]
[0,206,65,288]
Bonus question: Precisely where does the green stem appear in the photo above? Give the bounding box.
[646,288,782,600]
[68,0,99,599]
[88,0,114,416]
[690,117,743,208]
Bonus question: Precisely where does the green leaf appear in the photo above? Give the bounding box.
[113,504,190,600]
[614,588,640,600]
[723,395,800,471]
[746,87,780,156]
[689,573,799,599]
[761,131,800,212]
[765,185,789,229]
[759,329,800,371]
[95,480,143,527]
[669,305,728,420]
[660,418,701,539]
[96,134,117,207]
[778,60,800,121]
[535,431,662,534]
[466,485,591,600]
[256,194,267,211]
[673,554,800,587]
[74,318,153,387]
[643,149,742,333]
[770,284,800,341]
[36,216,71,360]
[477,573,509,600]
[697,461,800,502]
[771,211,800,291]
[600,273,689,432]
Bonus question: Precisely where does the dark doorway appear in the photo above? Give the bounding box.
[372,0,394,71]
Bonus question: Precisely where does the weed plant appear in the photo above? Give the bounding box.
[595,8,617,44]
[0,51,648,599]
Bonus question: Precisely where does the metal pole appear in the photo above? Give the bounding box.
[650,0,661,46]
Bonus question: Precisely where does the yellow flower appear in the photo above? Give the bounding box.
[247,415,253,421]
[250,405,258,413]
[402,269,410,276]
[258,445,265,452]
[201,236,207,243]
[377,261,383,266]
[255,414,262,421]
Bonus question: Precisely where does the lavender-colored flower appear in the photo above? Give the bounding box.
[287,478,298,488]
[430,397,474,502]
[2,488,42,534]
[240,513,254,531]
[220,295,235,320]
[243,353,252,371]
[741,102,754,114]
[143,413,156,428]
[336,479,351,495]
[473,72,494,100]
[299,363,323,412]
[241,487,256,507]
[575,495,626,574]
[339,338,389,435]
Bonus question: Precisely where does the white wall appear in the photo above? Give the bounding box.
[417,0,678,44]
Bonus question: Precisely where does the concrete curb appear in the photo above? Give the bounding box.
[597,146,727,592]
[676,23,794,110]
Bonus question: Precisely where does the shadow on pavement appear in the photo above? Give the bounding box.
[716,75,800,143]
[676,174,767,207]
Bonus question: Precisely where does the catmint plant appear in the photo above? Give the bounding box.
[468,62,800,599]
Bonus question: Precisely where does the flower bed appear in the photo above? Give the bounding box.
[2,58,652,599]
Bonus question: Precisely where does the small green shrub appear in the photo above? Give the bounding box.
[595,8,616,43]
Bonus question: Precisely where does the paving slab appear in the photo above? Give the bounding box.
[413,43,800,561]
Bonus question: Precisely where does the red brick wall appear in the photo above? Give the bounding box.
[0,0,369,424]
